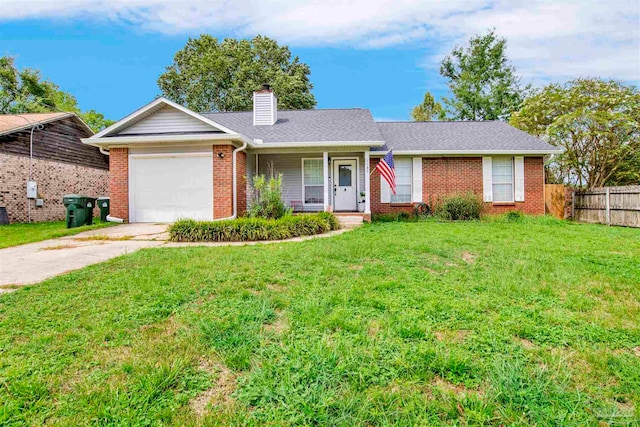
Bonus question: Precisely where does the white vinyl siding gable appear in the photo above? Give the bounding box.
[117,106,218,135]
[302,158,324,206]
[391,158,412,203]
[492,157,515,202]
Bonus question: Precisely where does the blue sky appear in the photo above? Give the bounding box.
[1,1,638,122]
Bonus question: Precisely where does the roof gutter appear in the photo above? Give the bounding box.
[249,140,386,149]
[369,149,563,156]
[82,133,254,148]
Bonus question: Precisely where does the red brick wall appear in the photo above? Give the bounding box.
[213,145,234,219]
[0,153,108,223]
[236,150,247,216]
[370,156,545,216]
[422,157,483,204]
[109,148,129,221]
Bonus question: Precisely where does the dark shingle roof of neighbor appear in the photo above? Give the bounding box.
[374,121,558,152]
[204,109,384,143]
[204,108,556,152]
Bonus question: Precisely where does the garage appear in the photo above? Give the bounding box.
[129,152,213,222]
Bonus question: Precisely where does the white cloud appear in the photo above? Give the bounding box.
[2,0,639,83]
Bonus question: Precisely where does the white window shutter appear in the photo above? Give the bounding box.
[412,157,423,203]
[514,156,525,202]
[380,174,391,203]
[482,157,493,202]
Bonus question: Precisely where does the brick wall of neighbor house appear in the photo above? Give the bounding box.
[236,151,247,216]
[370,156,545,215]
[213,145,234,219]
[0,152,108,223]
[109,148,129,221]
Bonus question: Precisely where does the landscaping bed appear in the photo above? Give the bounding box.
[169,212,340,242]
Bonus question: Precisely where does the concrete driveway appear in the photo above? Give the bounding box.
[0,223,168,292]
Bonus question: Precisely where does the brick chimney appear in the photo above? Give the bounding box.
[253,84,277,126]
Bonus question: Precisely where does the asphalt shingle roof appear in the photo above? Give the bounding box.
[0,112,70,136]
[375,121,557,152]
[204,107,555,153]
[203,109,384,143]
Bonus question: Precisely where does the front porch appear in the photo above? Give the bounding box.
[247,151,372,215]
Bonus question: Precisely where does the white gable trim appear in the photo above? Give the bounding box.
[91,97,238,139]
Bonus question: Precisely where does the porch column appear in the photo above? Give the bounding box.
[364,151,371,214]
[323,151,329,211]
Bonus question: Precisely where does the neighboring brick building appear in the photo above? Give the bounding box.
[0,113,108,223]
[84,91,559,223]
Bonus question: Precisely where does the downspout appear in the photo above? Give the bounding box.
[99,147,110,156]
[28,124,44,223]
[215,141,248,221]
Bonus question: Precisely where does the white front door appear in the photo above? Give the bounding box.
[333,159,357,211]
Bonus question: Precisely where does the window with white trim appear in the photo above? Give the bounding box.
[492,157,514,202]
[391,158,412,203]
[303,158,324,205]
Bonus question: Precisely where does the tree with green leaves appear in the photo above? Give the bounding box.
[0,56,113,131]
[440,30,529,121]
[158,35,316,112]
[411,91,445,121]
[511,78,640,187]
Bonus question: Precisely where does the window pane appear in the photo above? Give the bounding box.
[304,186,323,204]
[492,183,513,202]
[390,158,412,203]
[304,159,323,186]
[492,157,513,184]
[491,157,514,201]
[338,165,352,186]
[303,159,324,204]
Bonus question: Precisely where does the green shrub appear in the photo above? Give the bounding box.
[433,193,484,221]
[505,210,525,222]
[316,211,340,230]
[247,174,289,219]
[169,212,340,242]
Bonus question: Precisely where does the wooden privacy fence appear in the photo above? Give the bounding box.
[572,186,640,227]
[544,184,566,219]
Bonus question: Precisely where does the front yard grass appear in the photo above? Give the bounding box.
[0,220,115,249]
[0,217,639,425]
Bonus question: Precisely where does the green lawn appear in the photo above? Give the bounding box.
[0,220,115,249]
[0,217,639,426]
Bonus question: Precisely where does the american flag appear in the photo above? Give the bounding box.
[376,150,396,195]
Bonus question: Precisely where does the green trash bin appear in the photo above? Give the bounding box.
[97,197,110,222]
[63,195,96,228]
[84,197,96,226]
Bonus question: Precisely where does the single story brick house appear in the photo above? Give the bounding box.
[0,113,108,223]
[84,87,559,223]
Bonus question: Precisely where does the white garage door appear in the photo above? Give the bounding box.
[129,153,213,222]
